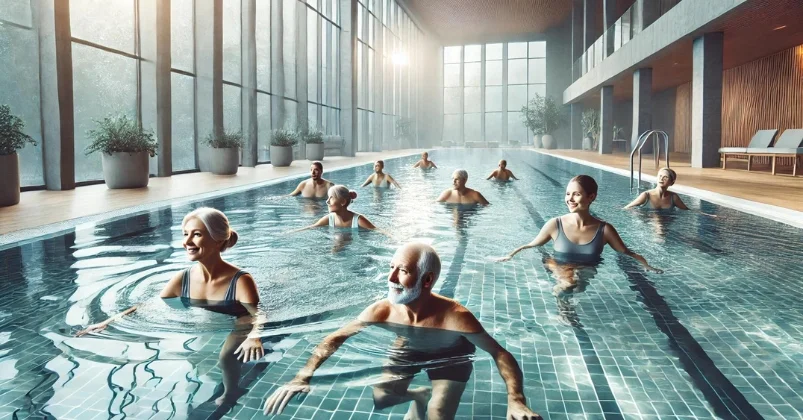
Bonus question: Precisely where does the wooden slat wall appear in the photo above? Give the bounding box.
[674,82,692,153]
[673,44,803,164]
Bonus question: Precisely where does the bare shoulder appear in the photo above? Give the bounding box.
[440,298,484,334]
[160,269,186,298]
[358,300,392,323]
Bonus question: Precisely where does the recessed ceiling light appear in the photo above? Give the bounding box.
[773,25,787,31]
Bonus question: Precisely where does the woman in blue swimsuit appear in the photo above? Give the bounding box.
[624,168,689,210]
[497,175,662,273]
[76,208,264,406]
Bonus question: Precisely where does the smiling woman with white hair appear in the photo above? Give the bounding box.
[76,207,264,406]
[436,169,489,205]
[293,184,380,232]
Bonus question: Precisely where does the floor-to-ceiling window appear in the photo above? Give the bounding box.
[222,0,243,136]
[171,0,196,172]
[70,0,140,183]
[308,0,340,138]
[0,2,44,187]
[256,0,273,162]
[444,40,547,145]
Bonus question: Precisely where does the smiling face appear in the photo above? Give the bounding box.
[565,181,595,213]
[182,218,222,261]
[326,191,345,212]
[374,161,384,173]
[387,246,423,305]
[657,169,675,188]
[310,164,322,180]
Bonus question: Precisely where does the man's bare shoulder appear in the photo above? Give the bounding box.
[434,295,484,334]
[357,299,392,323]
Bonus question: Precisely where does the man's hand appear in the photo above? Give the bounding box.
[263,379,311,415]
[234,338,265,363]
[507,398,543,420]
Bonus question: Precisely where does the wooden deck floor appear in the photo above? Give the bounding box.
[540,150,803,212]
[0,150,423,236]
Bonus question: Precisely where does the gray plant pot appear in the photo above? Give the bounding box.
[0,153,20,207]
[101,151,150,189]
[270,145,293,167]
[207,147,240,175]
[306,143,324,161]
[582,137,593,150]
[542,134,556,149]
[533,135,543,148]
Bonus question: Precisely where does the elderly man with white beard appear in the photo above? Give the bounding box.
[263,243,542,420]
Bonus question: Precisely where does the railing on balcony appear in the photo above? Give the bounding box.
[572,0,683,82]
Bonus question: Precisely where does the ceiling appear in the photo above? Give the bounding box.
[402,0,574,45]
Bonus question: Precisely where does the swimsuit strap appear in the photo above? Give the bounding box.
[224,270,247,302]
[180,267,191,298]
[352,214,361,229]
[328,213,336,226]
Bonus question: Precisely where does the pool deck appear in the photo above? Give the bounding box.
[0,150,424,241]
[535,149,803,229]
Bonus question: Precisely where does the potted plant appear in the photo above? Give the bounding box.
[521,93,563,149]
[581,109,599,151]
[303,125,325,161]
[86,114,157,189]
[203,131,243,175]
[520,100,543,148]
[0,104,36,206]
[270,128,298,167]
[395,117,415,149]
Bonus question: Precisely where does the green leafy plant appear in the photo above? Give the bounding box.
[520,93,563,135]
[271,128,299,147]
[85,114,157,156]
[613,124,624,139]
[581,109,600,148]
[301,123,324,144]
[0,105,36,156]
[204,130,244,148]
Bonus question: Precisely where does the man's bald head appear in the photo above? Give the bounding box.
[393,242,441,285]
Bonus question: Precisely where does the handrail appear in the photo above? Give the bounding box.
[629,130,670,188]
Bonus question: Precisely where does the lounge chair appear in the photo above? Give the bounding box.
[719,129,777,171]
[744,129,803,176]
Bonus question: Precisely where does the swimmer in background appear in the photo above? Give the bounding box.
[624,167,718,217]
[76,208,265,406]
[412,152,438,169]
[437,169,490,205]
[263,243,542,420]
[292,185,380,231]
[486,160,519,181]
[496,175,662,273]
[289,161,335,198]
[362,160,402,188]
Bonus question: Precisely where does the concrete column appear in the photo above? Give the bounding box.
[603,0,616,56]
[372,0,384,152]
[339,0,357,157]
[631,68,652,151]
[583,0,597,50]
[270,0,285,129]
[195,0,223,171]
[570,102,583,149]
[635,0,660,33]
[480,44,486,143]
[571,0,584,79]
[691,32,723,168]
[241,0,258,167]
[501,43,508,145]
[599,86,613,154]
[296,3,308,159]
[34,0,75,190]
[142,0,172,176]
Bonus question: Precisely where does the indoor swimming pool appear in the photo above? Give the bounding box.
[1,149,802,420]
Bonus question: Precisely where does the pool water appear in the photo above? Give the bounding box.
[1,149,802,420]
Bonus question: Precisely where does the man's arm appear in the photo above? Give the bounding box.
[476,191,490,205]
[508,170,519,180]
[289,180,307,196]
[412,160,421,168]
[430,161,438,168]
[486,170,497,180]
[436,189,451,202]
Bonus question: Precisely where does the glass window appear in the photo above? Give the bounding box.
[283,99,298,129]
[444,46,461,63]
[486,60,502,86]
[444,64,461,87]
[528,58,546,83]
[507,85,527,111]
[485,86,502,112]
[171,73,195,172]
[283,0,297,99]
[256,0,271,92]
[0,20,43,186]
[223,0,242,83]
[529,41,546,58]
[508,114,528,143]
[464,87,480,113]
[464,115,481,143]
[529,84,546,101]
[171,0,194,73]
[486,43,503,60]
[464,44,481,62]
[308,11,318,103]
[464,62,481,87]
[70,0,135,54]
[508,42,527,59]
[72,43,137,183]
[508,59,527,84]
[485,113,502,142]
[223,84,242,132]
[443,114,461,144]
[443,88,461,114]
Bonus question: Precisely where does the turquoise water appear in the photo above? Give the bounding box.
[1,149,802,419]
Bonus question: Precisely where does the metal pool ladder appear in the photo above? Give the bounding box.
[629,130,670,189]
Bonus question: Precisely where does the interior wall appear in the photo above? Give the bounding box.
[673,82,691,153]
[613,98,632,143]
[546,13,573,148]
[652,86,676,152]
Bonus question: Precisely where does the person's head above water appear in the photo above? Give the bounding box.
[421,152,429,160]
[310,162,323,180]
[182,207,238,261]
[452,169,469,189]
[565,175,598,213]
[374,160,385,173]
[499,160,507,169]
[657,167,677,188]
[327,184,358,211]
[387,243,442,305]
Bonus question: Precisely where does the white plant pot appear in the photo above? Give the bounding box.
[533,135,543,148]
[542,134,555,149]
[0,153,20,206]
[101,151,150,189]
[207,147,240,175]
[582,137,593,150]
[306,143,324,161]
[270,145,293,167]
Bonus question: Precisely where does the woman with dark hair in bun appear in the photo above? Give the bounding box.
[76,207,264,405]
[294,185,379,231]
[497,175,662,273]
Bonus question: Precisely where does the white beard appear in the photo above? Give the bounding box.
[387,278,423,305]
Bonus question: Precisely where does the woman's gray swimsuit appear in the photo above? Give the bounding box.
[179,267,249,316]
[552,218,606,263]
